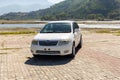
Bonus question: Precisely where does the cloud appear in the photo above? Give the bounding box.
[0,0,46,6]
[0,0,54,15]
[48,0,64,3]
[0,0,65,15]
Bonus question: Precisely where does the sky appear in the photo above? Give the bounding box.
[0,0,64,15]
[48,0,64,4]
[0,0,64,7]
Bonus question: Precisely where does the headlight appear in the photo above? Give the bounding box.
[58,40,70,46]
[32,40,38,45]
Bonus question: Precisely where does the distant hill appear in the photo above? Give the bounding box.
[0,0,120,20]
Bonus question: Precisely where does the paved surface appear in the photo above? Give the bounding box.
[0,32,120,80]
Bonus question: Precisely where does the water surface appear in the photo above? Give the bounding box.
[0,24,120,29]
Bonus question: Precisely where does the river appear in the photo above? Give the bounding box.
[0,23,120,29]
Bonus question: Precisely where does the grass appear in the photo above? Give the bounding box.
[0,20,120,24]
[0,20,47,24]
[0,27,120,36]
[0,28,39,35]
[0,48,21,50]
[0,53,7,55]
[0,31,36,35]
[82,28,120,36]
[116,31,120,36]
[94,29,111,33]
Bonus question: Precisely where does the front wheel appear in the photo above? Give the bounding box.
[69,43,76,58]
[33,54,38,58]
[78,36,82,48]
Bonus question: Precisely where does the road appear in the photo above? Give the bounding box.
[0,31,120,80]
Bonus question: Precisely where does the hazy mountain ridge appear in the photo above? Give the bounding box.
[0,0,120,20]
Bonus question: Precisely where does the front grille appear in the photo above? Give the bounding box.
[39,40,58,46]
[36,50,60,54]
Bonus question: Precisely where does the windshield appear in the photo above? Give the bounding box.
[40,23,71,33]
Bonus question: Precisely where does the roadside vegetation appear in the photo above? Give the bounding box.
[82,28,120,36]
[0,28,120,36]
[0,20,120,24]
[0,31,36,35]
[0,48,21,50]
[0,28,39,35]
[0,20,47,24]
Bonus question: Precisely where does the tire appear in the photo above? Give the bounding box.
[78,35,82,48]
[69,43,76,58]
[33,54,38,58]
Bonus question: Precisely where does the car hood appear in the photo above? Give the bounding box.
[33,33,72,40]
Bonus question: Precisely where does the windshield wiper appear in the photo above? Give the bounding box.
[41,31,54,33]
[46,32,54,33]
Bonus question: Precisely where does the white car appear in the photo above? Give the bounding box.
[31,21,82,57]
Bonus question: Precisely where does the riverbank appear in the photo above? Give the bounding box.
[0,20,47,24]
[82,28,120,36]
[0,28,120,36]
[0,20,120,24]
[0,28,39,35]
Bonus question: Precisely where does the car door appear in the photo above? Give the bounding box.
[73,22,80,47]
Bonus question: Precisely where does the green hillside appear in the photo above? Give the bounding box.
[0,0,120,20]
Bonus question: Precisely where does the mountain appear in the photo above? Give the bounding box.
[0,0,120,20]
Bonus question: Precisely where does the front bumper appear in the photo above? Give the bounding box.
[31,42,73,56]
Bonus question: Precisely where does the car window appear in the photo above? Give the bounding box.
[74,23,79,29]
[40,23,71,33]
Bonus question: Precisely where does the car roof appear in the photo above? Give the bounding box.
[48,21,75,24]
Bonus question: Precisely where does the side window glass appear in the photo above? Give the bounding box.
[74,23,79,29]
[73,23,76,31]
[73,22,79,30]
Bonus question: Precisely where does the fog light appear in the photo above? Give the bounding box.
[64,50,69,53]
